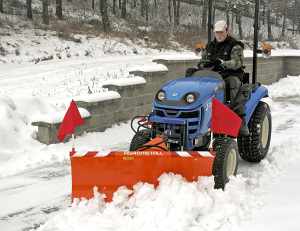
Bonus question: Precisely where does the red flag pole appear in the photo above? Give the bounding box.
[209,130,213,150]
[71,134,75,154]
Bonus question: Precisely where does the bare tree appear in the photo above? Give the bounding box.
[112,0,116,14]
[121,0,127,18]
[266,0,273,40]
[0,0,3,13]
[92,0,95,10]
[201,0,208,32]
[141,0,145,17]
[236,13,243,39]
[27,0,33,19]
[56,0,63,19]
[42,0,49,25]
[100,0,110,32]
[168,0,172,24]
[171,0,180,26]
[281,0,287,37]
[145,0,149,22]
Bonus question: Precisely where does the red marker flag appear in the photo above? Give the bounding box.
[57,100,84,142]
[211,98,242,137]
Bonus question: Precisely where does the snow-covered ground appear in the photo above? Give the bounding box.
[1,21,300,229]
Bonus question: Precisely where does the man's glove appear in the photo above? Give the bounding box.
[214,58,226,70]
[185,67,199,77]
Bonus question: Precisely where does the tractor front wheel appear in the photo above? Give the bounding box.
[213,137,239,190]
[129,130,151,151]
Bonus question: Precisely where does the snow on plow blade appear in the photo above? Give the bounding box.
[70,151,215,201]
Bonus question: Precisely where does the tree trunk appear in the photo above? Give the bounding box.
[226,2,230,26]
[113,0,116,14]
[119,0,122,9]
[121,0,126,18]
[27,0,33,19]
[141,0,145,17]
[236,14,243,40]
[201,0,208,32]
[100,0,110,32]
[92,0,95,10]
[172,0,180,27]
[168,0,172,24]
[281,0,287,38]
[145,0,149,22]
[172,0,176,26]
[42,0,49,25]
[56,0,63,19]
[266,2,273,40]
[0,0,4,13]
[231,12,234,33]
[292,0,297,35]
[175,0,180,26]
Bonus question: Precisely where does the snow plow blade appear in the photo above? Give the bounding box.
[71,150,215,201]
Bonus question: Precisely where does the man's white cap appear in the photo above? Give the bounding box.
[214,20,228,32]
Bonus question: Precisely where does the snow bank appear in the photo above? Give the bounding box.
[102,76,146,87]
[32,108,90,124]
[75,91,121,103]
[0,96,58,151]
[38,174,254,231]
[153,52,199,61]
[128,63,168,72]
[244,49,300,58]
[267,75,300,99]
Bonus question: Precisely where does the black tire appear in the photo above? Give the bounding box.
[238,101,272,163]
[213,137,239,190]
[129,130,151,151]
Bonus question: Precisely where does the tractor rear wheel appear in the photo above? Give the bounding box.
[238,101,272,163]
[213,137,239,190]
[129,129,151,151]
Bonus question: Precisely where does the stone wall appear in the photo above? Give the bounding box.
[32,55,300,144]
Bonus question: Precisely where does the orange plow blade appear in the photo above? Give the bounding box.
[70,150,215,201]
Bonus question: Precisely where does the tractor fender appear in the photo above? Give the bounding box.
[245,86,268,123]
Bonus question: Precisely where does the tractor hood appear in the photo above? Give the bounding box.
[154,76,224,110]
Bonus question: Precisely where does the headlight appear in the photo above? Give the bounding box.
[157,91,166,101]
[186,93,196,104]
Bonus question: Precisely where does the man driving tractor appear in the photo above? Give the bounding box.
[186,20,250,136]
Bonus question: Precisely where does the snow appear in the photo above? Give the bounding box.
[33,108,90,124]
[129,63,168,73]
[74,91,121,103]
[38,175,254,231]
[102,76,146,87]
[244,49,300,58]
[0,23,300,229]
[153,52,200,61]
[0,21,165,64]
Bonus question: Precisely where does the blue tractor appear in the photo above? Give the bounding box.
[129,68,271,188]
[129,0,271,189]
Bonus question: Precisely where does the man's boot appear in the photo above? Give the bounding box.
[239,117,250,136]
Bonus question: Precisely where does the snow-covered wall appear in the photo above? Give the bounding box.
[32,55,300,144]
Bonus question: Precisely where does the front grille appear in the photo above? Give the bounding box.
[179,111,199,118]
[154,110,165,117]
[165,110,178,117]
[154,109,200,119]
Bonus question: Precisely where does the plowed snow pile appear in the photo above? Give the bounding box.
[37,76,300,231]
